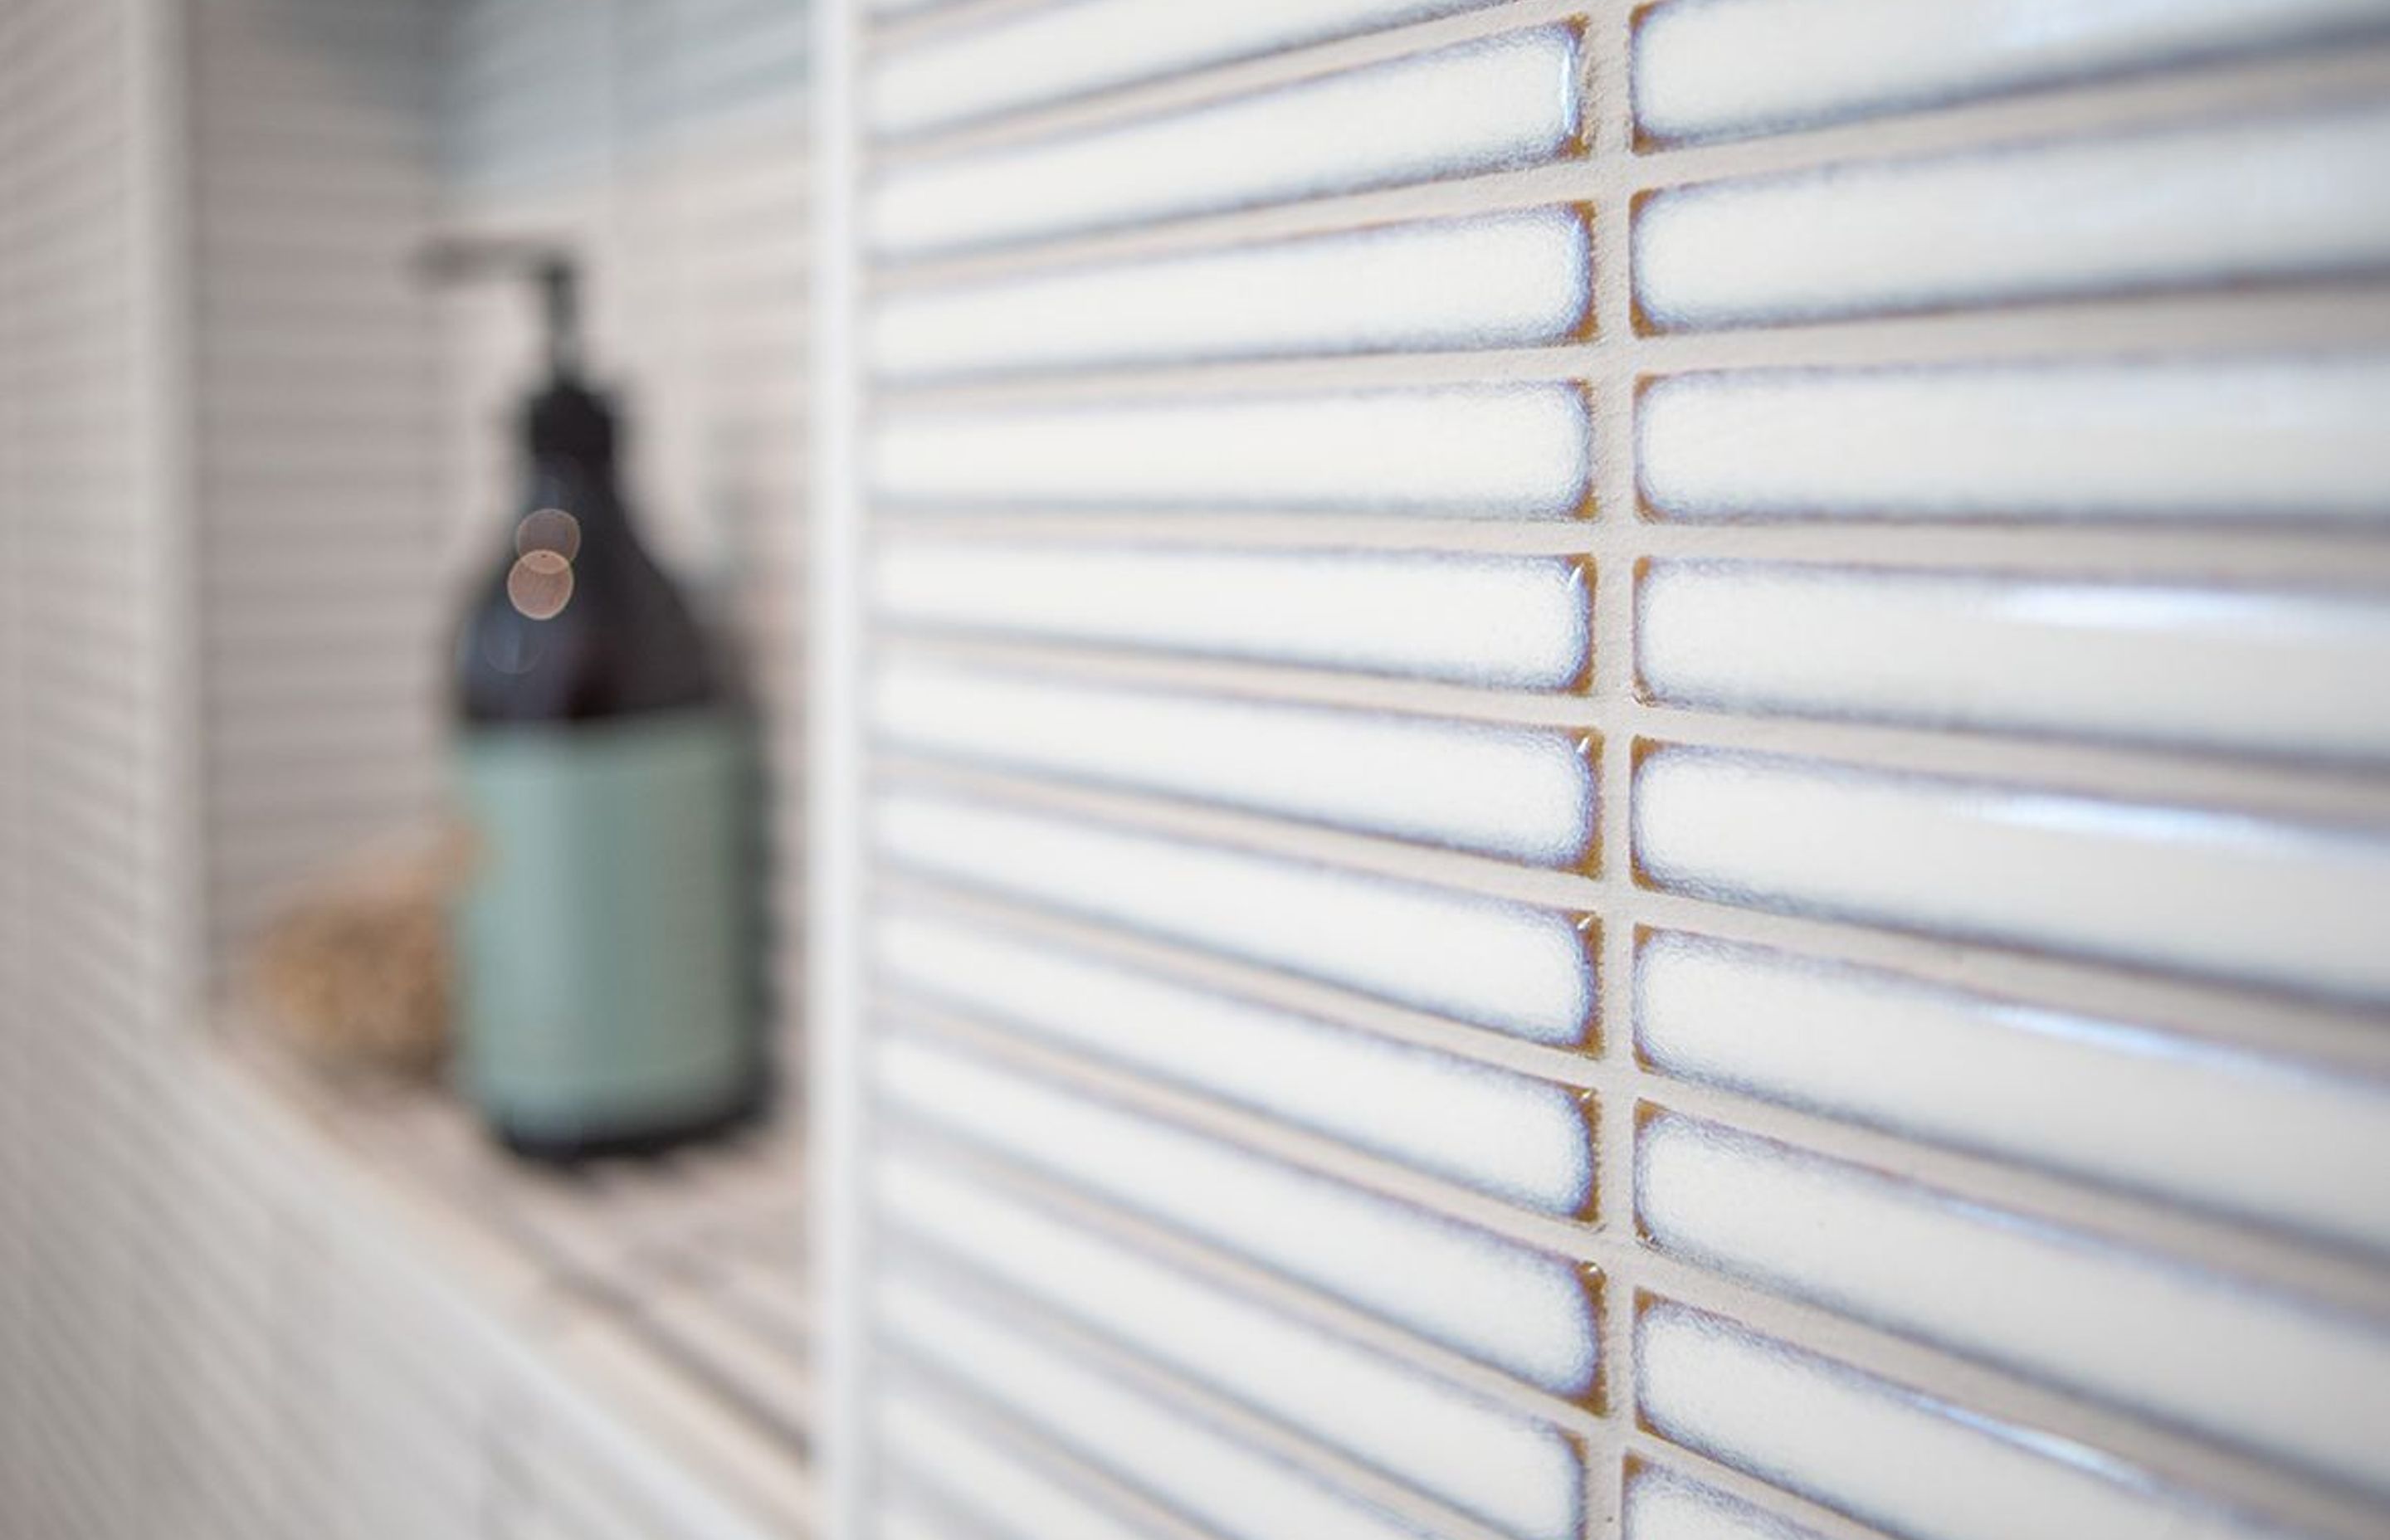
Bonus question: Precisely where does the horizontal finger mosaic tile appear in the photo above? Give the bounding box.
[874,1033,1602,1394]
[876,1149,1587,1538]
[1632,0,2390,143]
[867,0,1509,139]
[871,207,1592,378]
[871,385,1592,514]
[1638,562,2390,760]
[1639,358,2390,523]
[871,539,1592,687]
[825,2,2390,1538]
[875,909,1596,1211]
[868,26,1580,256]
[870,655,1596,860]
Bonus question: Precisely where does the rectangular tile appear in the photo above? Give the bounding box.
[871,656,1596,862]
[1638,358,2390,523]
[1633,0,2386,142]
[1627,1466,1822,1540]
[868,0,1503,137]
[871,385,1591,515]
[877,1273,1422,1540]
[1636,104,2390,329]
[870,208,1589,378]
[1639,1302,2285,1540]
[1637,932,2390,1255]
[869,27,1579,256]
[871,540,1590,690]
[1632,746,2390,1001]
[1640,1113,2390,1495]
[876,1034,1599,1391]
[876,909,1594,1211]
[876,790,1594,1041]
[1637,561,2390,761]
[877,1150,1584,1540]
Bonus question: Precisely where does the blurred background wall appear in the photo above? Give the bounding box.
[0,0,808,1533]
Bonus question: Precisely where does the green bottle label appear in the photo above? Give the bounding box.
[452,710,752,1138]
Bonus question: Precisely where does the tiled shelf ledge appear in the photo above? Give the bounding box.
[202,1021,812,1538]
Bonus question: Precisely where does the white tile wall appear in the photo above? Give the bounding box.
[821,3,2390,1540]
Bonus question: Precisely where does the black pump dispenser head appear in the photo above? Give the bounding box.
[419,237,617,473]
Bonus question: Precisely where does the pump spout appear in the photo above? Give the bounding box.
[416,236,586,384]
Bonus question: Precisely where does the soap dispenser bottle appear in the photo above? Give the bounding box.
[429,241,757,1160]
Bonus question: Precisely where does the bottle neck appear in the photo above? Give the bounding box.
[521,454,634,543]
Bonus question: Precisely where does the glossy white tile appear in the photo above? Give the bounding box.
[1640,1114,2390,1495]
[876,792,1594,1041]
[1638,1303,2292,1540]
[868,0,1501,137]
[1626,1466,1823,1540]
[1633,747,2390,1001]
[871,385,1590,514]
[874,909,1594,1211]
[1636,104,2390,329]
[1633,0,2387,142]
[870,657,1595,861]
[876,1035,1600,1391]
[870,208,1589,378]
[868,27,1579,255]
[876,1152,1584,1540]
[877,1386,1163,1540]
[871,541,1590,690]
[1639,358,2390,523]
[1638,562,2390,761]
[877,1273,1427,1540]
[1638,932,2390,1255]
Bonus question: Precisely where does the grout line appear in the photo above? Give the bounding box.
[871,748,2390,1077]
[861,286,2390,404]
[1584,2,1643,1527]
[869,507,2390,581]
[866,635,2390,826]
[857,41,2390,283]
[889,963,2390,1325]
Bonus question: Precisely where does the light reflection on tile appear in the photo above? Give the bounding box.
[1636,105,2390,328]
[1639,359,2390,523]
[869,27,1579,256]
[1638,562,2390,761]
[871,540,1590,690]
[1640,1114,2390,1495]
[1633,746,2390,1001]
[876,1035,1601,1391]
[877,791,1594,1041]
[871,656,1595,862]
[876,908,1595,1211]
[871,208,1589,378]
[871,386,1591,515]
[1639,1302,2290,1540]
[1633,0,2388,142]
[876,1150,1585,1540]
[1638,932,2390,1256]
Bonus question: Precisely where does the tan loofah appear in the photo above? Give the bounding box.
[247,827,474,1079]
